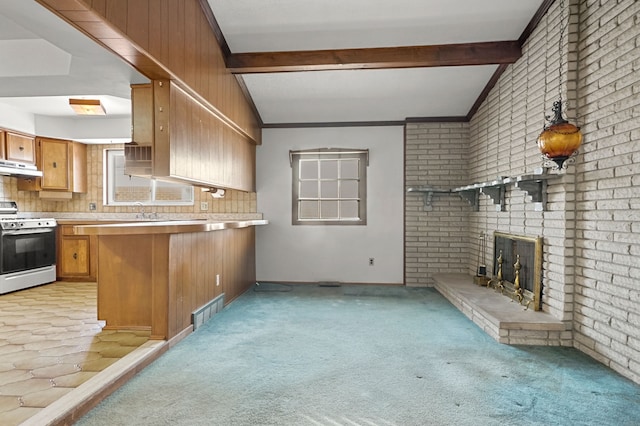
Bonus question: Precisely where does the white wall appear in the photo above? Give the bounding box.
[0,103,35,134]
[35,116,131,143]
[256,126,404,284]
[0,103,130,143]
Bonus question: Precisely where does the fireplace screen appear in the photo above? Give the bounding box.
[491,232,543,311]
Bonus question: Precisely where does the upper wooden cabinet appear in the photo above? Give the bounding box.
[17,137,87,194]
[131,83,153,145]
[126,80,256,192]
[5,132,35,164]
[40,138,83,191]
[0,130,5,160]
[125,83,153,177]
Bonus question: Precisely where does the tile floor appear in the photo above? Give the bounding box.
[0,281,150,426]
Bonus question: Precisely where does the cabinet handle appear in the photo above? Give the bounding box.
[53,162,57,168]
[73,252,77,259]
[19,146,24,151]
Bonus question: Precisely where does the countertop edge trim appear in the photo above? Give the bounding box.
[72,219,268,235]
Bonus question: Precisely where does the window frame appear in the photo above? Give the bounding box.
[103,149,194,207]
[290,148,368,226]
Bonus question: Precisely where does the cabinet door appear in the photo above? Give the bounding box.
[59,236,91,277]
[40,138,71,190]
[131,83,153,145]
[0,131,6,159]
[6,132,35,163]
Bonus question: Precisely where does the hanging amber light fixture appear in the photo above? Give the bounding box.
[537,0,582,170]
[537,100,583,169]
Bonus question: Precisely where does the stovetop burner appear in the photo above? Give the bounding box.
[0,201,56,230]
[0,218,57,230]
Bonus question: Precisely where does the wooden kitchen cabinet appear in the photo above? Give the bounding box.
[5,131,35,164]
[40,137,87,192]
[0,130,5,159]
[57,224,97,281]
[131,83,153,145]
[17,137,87,193]
[124,83,153,176]
[126,80,256,192]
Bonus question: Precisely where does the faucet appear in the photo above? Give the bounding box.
[134,202,147,219]
[134,202,159,220]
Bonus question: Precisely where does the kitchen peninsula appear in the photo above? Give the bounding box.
[73,219,267,342]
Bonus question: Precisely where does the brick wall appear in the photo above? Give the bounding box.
[405,0,640,384]
[0,144,257,215]
[405,123,471,286]
[466,0,579,327]
[406,2,579,326]
[573,0,640,384]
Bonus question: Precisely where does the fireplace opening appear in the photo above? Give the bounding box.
[489,232,543,311]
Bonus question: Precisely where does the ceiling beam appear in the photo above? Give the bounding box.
[227,41,521,74]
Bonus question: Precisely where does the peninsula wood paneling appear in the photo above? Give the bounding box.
[95,234,157,331]
[223,226,256,304]
[93,226,256,340]
[36,0,261,144]
[166,228,255,338]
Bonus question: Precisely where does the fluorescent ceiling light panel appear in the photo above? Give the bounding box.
[69,98,106,115]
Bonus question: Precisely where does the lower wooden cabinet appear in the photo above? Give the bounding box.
[57,224,97,281]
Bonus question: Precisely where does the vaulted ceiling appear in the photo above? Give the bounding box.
[0,0,551,140]
[205,0,549,125]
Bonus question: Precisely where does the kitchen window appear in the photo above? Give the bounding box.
[290,148,368,225]
[104,149,194,206]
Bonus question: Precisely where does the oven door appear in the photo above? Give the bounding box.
[0,227,57,275]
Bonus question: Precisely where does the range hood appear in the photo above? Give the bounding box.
[0,160,43,178]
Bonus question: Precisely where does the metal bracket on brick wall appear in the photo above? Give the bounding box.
[452,176,507,212]
[407,170,559,212]
[406,186,451,211]
[503,169,558,212]
[513,177,548,212]
[481,186,506,211]
[452,186,480,211]
[479,177,506,212]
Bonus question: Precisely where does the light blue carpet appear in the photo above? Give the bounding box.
[77,284,640,425]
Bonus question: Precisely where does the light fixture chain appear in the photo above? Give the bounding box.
[558,0,567,106]
[537,0,583,171]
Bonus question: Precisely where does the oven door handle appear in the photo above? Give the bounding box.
[2,228,55,235]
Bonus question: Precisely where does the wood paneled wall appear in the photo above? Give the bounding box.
[166,83,256,191]
[168,227,255,338]
[36,0,261,145]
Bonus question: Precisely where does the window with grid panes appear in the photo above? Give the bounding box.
[104,149,194,206]
[290,149,368,225]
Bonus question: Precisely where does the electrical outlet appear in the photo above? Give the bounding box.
[216,274,220,286]
[200,201,209,211]
[89,202,96,211]
[369,258,374,266]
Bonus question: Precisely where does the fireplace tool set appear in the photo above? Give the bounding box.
[473,232,491,286]
[474,231,543,311]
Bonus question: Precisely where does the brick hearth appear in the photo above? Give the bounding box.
[433,274,572,346]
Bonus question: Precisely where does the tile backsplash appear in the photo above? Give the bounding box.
[0,144,258,217]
